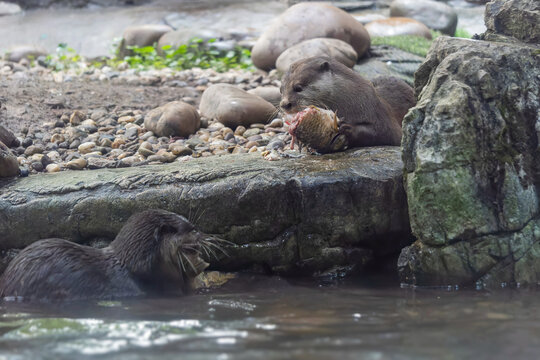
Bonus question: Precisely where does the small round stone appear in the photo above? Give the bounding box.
[78,142,96,154]
[65,158,87,170]
[46,163,61,173]
[234,126,246,136]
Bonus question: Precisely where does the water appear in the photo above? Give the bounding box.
[0,0,487,57]
[1,274,539,360]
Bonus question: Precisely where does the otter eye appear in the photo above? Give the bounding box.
[293,84,303,92]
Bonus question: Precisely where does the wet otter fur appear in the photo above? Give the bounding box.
[280,56,415,148]
[0,209,219,302]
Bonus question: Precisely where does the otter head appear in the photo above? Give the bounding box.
[280,56,336,115]
[110,209,213,294]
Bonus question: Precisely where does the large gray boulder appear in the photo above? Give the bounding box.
[390,0,458,35]
[251,2,370,71]
[4,45,47,62]
[398,34,540,287]
[0,148,410,276]
[0,1,22,15]
[118,24,172,58]
[484,0,540,44]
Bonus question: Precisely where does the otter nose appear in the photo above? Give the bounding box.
[280,100,293,111]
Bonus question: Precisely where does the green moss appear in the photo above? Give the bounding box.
[371,34,434,57]
[454,28,472,39]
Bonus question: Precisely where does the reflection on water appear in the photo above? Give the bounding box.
[1,275,539,360]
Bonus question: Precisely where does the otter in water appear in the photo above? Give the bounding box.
[0,209,223,302]
[280,56,415,150]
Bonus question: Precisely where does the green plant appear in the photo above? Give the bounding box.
[43,43,83,71]
[120,38,254,72]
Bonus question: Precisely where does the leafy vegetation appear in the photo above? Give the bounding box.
[122,38,253,72]
[40,38,254,73]
[43,43,85,71]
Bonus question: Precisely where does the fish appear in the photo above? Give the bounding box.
[285,106,348,154]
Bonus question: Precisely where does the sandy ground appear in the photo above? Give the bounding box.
[0,76,199,134]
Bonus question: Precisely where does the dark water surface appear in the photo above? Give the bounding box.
[0,275,538,360]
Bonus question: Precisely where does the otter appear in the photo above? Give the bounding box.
[280,56,415,149]
[0,209,221,302]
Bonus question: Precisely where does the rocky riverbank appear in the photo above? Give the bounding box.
[0,63,291,175]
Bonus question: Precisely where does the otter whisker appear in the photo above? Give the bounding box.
[207,237,235,247]
[200,241,219,259]
[202,240,230,257]
[182,253,198,274]
[198,242,212,259]
[177,252,186,273]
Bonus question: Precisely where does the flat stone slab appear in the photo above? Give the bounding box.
[0,147,410,276]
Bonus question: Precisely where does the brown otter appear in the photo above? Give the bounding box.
[0,209,220,302]
[280,56,415,150]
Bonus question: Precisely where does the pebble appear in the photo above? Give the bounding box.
[4,65,300,175]
[65,158,87,170]
[46,163,61,173]
[78,142,96,154]
[24,145,44,156]
[70,110,86,126]
[170,144,193,156]
[243,128,262,137]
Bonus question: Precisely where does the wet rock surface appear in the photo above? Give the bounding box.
[399,32,540,287]
[0,147,410,276]
[354,45,424,85]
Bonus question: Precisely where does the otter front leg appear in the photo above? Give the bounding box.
[338,122,384,147]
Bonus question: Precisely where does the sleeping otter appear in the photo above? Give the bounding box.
[280,56,415,150]
[0,209,221,302]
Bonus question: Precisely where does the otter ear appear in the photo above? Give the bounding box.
[319,60,330,72]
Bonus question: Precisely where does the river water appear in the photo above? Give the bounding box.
[1,275,538,359]
[0,0,486,57]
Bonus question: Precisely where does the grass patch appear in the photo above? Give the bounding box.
[371,28,471,57]
[454,28,472,39]
[371,34,437,57]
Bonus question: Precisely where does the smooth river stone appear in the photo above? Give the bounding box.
[247,86,282,107]
[276,38,358,74]
[251,2,370,71]
[199,84,276,129]
[389,0,457,35]
[144,101,200,138]
[365,18,432,39]
[118,24,173,57]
